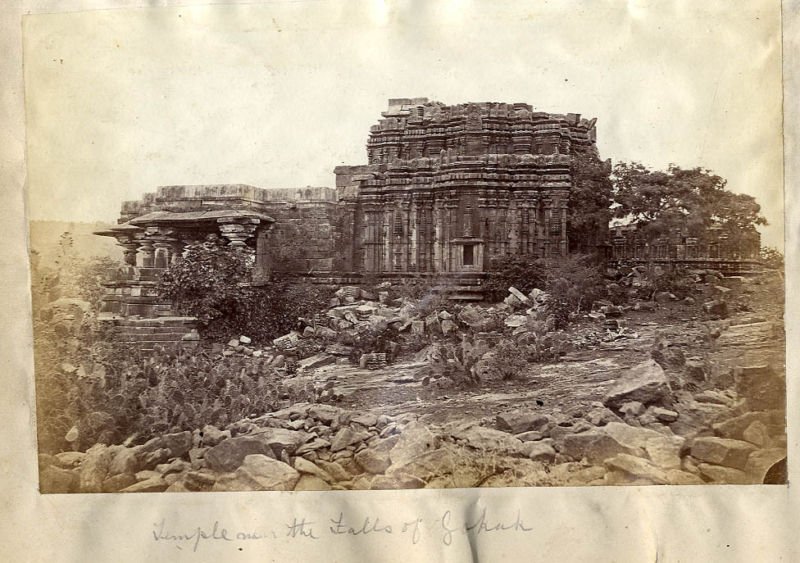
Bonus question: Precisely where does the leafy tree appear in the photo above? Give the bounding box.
[612,163,767,246]
[760,246,784,269]
[569,151,613,254]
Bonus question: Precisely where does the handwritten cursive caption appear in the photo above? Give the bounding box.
[152,509,532,552]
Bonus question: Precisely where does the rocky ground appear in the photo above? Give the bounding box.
[39,270,786,492]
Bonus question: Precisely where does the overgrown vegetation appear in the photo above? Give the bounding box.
[157,238,330,343]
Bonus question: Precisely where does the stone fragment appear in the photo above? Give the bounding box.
[139,431,193,460]
[354,436,399,474]
[521,442,556,463]
[690,437,757,470]
[604,454,669,484]
[121,475,169,493]
[79,444,112,493]
[102,473,138,493]
[54,451,86,469]
[703,300,728,318]
[742,421,772,447]
[603,359,671,409]
[370,473,426,490]
[297,353,336,372]
[272,331,300,351]
[441,319,457,335]
[698,463,750,484]
[496,411,549,434]
[644,437,683,469]
[651,407,679,423]
[108,448,140,476]
[294,475,332,491]
[508,286,530,304]
[239,335,252,344]
[330,426,372,452]
[585,407,623,426]
[560,431,636,464]
[389,421,439,466]
[515,431,544,442]
[293,457,333,482]
[504,315,527,328]
[201,425,230,447]
[315,460,350,482]
[619,401,645,417]
[712,410,784,440]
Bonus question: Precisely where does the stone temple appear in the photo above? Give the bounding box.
[96,97,760,333]
[98,98,598,293]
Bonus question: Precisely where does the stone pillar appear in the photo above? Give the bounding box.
[560,200,568,256]
[118,239,139,266]
[138,239,155,268]
[218,219,259,248]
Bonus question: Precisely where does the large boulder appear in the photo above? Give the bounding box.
[212,455,300,492]
[354,436,399,474]
[495,411,549,435]
[389,422,439,467]
[138,431,193,461]
[690,437,757,470]
[449,424,524,455]
[603,360,672,410]
[330,426,372,452]
[604,454,669,485]
[204,436,276,472]
[745,448,787,484]
[79,444,113,492]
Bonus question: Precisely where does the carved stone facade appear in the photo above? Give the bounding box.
[334,98,599,273]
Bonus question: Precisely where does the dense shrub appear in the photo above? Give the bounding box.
[486,252,606,328]
[34,334,327,454]
[157,240,331,343]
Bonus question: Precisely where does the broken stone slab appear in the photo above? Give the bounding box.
[603,359,672,410]
[508,286,530,304]
[315,460,350,482]
[644,436,683,469]
[690,437,757,470]
[204,428,310,472]
[213,454,300,492]
[495,411,549,434]
[272,331,301,351]
[598,422,672,457]
[504,314,527,328]
[297,353,336,372]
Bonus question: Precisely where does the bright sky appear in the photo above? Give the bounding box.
[23,0,784,249]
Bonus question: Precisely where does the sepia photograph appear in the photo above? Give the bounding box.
[24,1,786,495]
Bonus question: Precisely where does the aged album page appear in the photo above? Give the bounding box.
[1,0,798,561]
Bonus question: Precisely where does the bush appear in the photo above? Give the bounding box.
[483,254,546,302]
[157,240,331,343]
